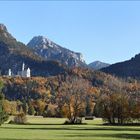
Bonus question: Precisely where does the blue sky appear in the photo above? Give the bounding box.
[0,1,140,64]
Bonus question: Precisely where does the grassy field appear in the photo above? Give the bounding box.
[0,116,140,140]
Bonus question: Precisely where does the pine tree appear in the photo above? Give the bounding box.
[22,100,28,114]
[28,101,35,115]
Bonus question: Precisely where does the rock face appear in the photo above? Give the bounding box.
[0,24,15,40]
[88,61,110,70]
[102,54,140,79]
[27,36,86,67]
[0,24,66,77]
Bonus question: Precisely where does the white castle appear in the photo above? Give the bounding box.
[8,63,31,78]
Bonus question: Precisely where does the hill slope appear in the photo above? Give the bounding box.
[1,67,124,101]
[102,54,140,79]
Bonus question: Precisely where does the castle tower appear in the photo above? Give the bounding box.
[22,62,25,71]
[8,69,12,76]
[26,68,31,77]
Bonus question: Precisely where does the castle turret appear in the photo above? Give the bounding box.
[22,63,25,71]
[8,69,12,76]
[27,68,31,77]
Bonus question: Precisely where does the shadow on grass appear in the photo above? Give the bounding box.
[18,123,63,126]
[0,139,33,140]
[0,133,140,140]
[0,138,47,140]
[113,134,140,139]
[64,133,140,139]
[103,123,140,126]
[26,123,87,125]
[2,125,140,132]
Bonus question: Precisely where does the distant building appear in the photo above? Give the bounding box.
[8,69,12,76]
[8,62,31,78]
[17,63,31,77]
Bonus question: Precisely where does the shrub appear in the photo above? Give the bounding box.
[64,118,82,124]
[13,113,27,124]
[0,111,8,125]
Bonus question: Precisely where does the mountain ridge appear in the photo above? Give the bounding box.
[102,53,140,79]
[27,36,86,67]
[88,61,110,70]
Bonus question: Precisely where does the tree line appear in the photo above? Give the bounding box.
[0,72,140,125]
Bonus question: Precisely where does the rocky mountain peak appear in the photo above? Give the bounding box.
[0,23,14,40]
[27,36,86,67]
[0,24,7,32]
[28,36,53,49]
[88,61,110,70]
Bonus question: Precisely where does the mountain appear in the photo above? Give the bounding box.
[102,54,140,79]
[27,36,86,67]
[88,61,110,70]
[0,24,66,76]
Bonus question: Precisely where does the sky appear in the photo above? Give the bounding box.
[0,1,140,64]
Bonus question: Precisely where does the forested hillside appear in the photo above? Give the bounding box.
[0,67,140,124]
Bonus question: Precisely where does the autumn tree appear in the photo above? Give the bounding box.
[22,100,28,114]
[0,80,8,125]
[94,78,140,125]
[57,76,92,124]
[95,89,130,124]
[28,101,35,115]
[34,99,46,115]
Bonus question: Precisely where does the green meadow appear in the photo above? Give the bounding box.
[0,117,140,140]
